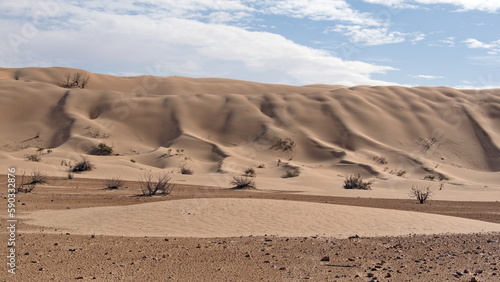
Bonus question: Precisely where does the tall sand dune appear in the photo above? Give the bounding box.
[1,67,499,200]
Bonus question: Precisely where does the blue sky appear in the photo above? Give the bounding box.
[1,0,499,88]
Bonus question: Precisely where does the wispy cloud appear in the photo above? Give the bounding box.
[412,74,444,79]
[331,25,424,46]
[464,38,500,55]
[362,0,500,12]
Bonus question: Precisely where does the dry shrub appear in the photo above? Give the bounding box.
[140,172,174,196]
[104,177,125,189]
[230,176,256,189]
[410,185,432,204]
[343,174,372,190]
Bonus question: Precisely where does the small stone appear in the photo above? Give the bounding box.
[263,261,270,263]
[279,267,286,270]
[470,277,478,282]
[68,249,76,252]
[24,252,29,255]
[367,273,375,277]
[385,273,392,278]
[76,277,83,279]
[320,256,330,262]
[456,271,464,276]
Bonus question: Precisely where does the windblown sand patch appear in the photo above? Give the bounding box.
[24,198,500,238]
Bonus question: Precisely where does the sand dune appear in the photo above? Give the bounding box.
[0,67,499,200]
[23,198,500,238]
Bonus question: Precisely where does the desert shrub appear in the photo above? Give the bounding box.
[230,176,256,189]
[30,170,47,184]
[244,168,256,177]
[257,164,265,168]
[282,167,300,178]
[139,172,174,196]
[60,72,90,89]
[390,170,406,177]
[372,155,388,165]
[270,137,296,151]
[26,154,41,162]
[85,128,110,139]
[130,159,136,163]
[343,174,372,190]
[104,177,125,189]
[16,171,38,193]
[423,175,435,181]
[91,143,113,155]
[179,164,194,175]
[410,185,432,204]
[71,157,94,172]
[68,173,74,179]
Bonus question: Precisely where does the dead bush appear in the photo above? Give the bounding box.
[139,172,174,196]
[230,176,256,189]
[343,174,372,190]
[71,157,94,172]
[410,185,432,204]
[61,72,90,89]
[104,177,125,189]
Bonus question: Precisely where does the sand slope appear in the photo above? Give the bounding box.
[23,198,500,238]
[0,67,499,200]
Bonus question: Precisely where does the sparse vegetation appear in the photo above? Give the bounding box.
[16,170,46,193]
[71,157,94,172]
[270,137,296,151]
[139,172,174,196]
[282,167,300,178]
[423,175,435,181]
[343,174,373,190]
[417,137,437,152]
[26,154,41,162]
[410,185,432,204]
[244,168,256,177]
[91,143,113,155]
[180,164,194,175]
[390,169,406,177]
[230,176,256,189]
[257,164,265,168]
[130,159,136,163]
[85,128,110,139]
[30,170,47,184]
[60,72,90,89]
[104,177,125,189]
[372,155,388,165]
[68,173,74,179]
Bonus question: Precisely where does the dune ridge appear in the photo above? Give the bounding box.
[0,67,499,200]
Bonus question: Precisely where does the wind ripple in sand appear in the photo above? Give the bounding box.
[24,198,500,238]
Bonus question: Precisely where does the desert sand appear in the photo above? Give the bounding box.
[0,67,499,281]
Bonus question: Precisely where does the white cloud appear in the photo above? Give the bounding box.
[262,0,381,26]
[332,25,417,46]
[362,0,500,12]
[464,38,500,55]
[413,74,444,79]
[0,1,397,86]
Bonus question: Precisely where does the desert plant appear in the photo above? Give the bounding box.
[26,154,41,162]
[68,173,74,179]
[71,157,94,172]
[270,137,296,151]
[390,170,406,177]
[244,168,256,177]
[91,143,113,155]
[410,185,432,204]
[257,164,265,168]
[423,175,435,181]
[104,177,125,189]
[230,176,256,189]
[139,172,174,196]
[372,155,388,165]
[282,167,300,178]
[179,164,194,175]
[16,171,37,193]
[61,72,90,89]
[130,159,136,163]
[343,174,372,190]
[30,170,47,184]
[36,147,45,155]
